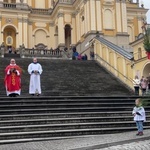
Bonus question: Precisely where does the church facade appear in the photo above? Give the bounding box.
[0,0,147,51]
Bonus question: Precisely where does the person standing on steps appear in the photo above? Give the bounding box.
[28,57,43,96]
[132,98,146,136]
[140,78,148,96]
[133,75,140,95]
[4,58,22,97]
[147,73,150,91]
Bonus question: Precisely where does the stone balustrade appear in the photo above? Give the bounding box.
[22,48,63,58]
[31,8,52,15]
[3,2,16,9]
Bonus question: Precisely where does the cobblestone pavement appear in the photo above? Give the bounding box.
[100,140,150,150]
[0,130,150,150]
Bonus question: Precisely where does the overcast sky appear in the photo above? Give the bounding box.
[139,0,150,23]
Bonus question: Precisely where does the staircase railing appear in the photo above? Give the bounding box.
[93,37,134,90]
[95,54,133,90]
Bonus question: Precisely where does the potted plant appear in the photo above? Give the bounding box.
[143,24,150,59]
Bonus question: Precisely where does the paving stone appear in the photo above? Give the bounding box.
[0,130,150,150]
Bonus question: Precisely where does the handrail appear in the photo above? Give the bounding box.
[95,37,133,60]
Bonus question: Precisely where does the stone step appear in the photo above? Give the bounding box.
[0,111,149,120]
[0,103,137,110]
[0,120,149,133]
[0,126,149,141]
[0,126,148,145]
[0,117,149,127]
[0,106,149,115]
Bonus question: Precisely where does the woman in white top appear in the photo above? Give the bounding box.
[133,75,140,95]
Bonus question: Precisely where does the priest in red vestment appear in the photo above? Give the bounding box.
[4,59,22,97]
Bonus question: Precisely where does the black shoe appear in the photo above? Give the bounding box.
[136,132,140,136]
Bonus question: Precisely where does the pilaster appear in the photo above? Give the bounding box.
[49,22,55,48]
[96,0,102,31]
[71,13,76,45]
[18,17,23,46]
[86,1,90,32]
[90,0,96,31]
[28,21,32,48]
[23,18,28,47]
[116,0,122,32]
[121,1,128,32]
[57,11,65,48]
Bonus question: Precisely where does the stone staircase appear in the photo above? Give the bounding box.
[0,96,149,144]
[0,57,132,96]
[0,57,146,144]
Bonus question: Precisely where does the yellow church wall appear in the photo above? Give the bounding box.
[127,3,138,8]
[130,38,146,61]
[134,59,148,77]
[45,0,49,9]
[32,0,35,8]
[64,14,71,24]
[94,39,134,89]
[103,29,115,36]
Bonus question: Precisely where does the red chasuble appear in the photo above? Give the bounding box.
[4,64,22,95]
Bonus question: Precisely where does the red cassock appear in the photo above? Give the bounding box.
[4,64,22,96]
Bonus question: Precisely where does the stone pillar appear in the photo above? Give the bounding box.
[116,0,122,33]
[0,0,3,8]
[18,18,23,46]
[23,18,28,47]
[86,1,90,32]
[49,22,55,48]
[137,17,143,34]
[90,0,96,31]
[96,0,102,32]
[76,11,80,42]
[16,32,19,48]
[71,13,76,46]
[23,0,27,3]
[57,12,65,49]
[28,0,32,6]
[28,21,33,48]
[121,0,128,33]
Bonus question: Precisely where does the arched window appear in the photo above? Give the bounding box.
[138,48,142,59]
